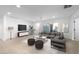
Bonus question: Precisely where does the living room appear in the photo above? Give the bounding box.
[0,5,79,54]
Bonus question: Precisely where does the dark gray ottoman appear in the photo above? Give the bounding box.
[35,40,44,49]
[28,38,35,46]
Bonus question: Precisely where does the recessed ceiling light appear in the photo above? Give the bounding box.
[7,12,11,15]
[16,5,21,8]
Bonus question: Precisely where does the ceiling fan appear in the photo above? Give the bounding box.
[64,5,72,9]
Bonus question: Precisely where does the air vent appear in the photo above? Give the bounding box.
[64,5,72,9]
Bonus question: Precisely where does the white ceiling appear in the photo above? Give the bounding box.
[0,5,79,22]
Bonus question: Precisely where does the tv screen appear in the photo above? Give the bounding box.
[18,24,26,31]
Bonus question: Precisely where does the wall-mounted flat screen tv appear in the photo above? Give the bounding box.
[18,24,26,31]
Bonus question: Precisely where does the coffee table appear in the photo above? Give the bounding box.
[33,35,48,43]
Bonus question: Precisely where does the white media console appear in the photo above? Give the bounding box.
[18,31,29,37]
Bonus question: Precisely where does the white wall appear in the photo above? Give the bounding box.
[70,9,79,41]
[0,16,3,40]
[3,15,32,41]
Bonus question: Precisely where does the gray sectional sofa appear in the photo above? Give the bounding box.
[51,33,66,52]
[40,31,66,52]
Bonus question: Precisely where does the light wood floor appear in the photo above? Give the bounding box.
[0,36,79,54]
[66,40,79,54]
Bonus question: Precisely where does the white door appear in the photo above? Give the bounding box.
[75,18,79,40]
